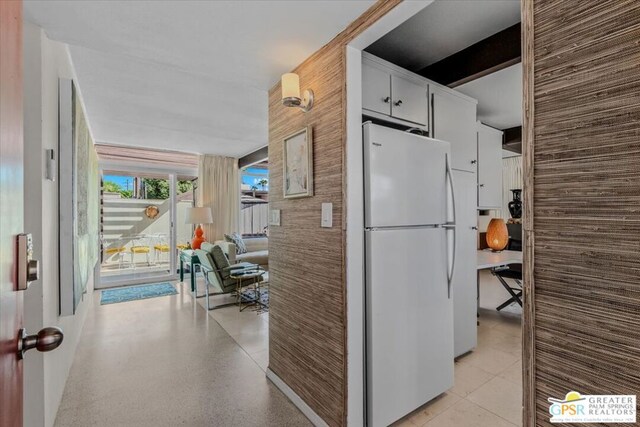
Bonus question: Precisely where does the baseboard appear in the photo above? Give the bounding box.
[266,368,329,427]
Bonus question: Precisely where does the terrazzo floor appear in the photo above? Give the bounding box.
[54,282,310,427]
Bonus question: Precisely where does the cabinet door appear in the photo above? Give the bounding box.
[391,75,428,125]
[477,123,503,209]
[452,170,478,357]
[431,87,477,172]
[362,62,391,115]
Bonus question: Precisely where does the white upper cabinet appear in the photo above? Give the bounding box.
[362,59,429,127]
[390,75,428,125]
[477,122,504,209]
[431,86,478,173]
[362,62,392,115]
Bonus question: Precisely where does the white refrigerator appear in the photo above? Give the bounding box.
[364,123,455,427]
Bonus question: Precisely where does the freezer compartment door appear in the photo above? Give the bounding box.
[366,227,454,427]
[364,123,449,228]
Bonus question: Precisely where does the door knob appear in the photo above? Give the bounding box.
[18,327,64,359]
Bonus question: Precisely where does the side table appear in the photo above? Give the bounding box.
[179,250,201,297]
[230,268,266,312]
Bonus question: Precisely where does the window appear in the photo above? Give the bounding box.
[240,161,268,237]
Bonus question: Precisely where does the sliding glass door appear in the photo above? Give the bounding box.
[98,169,194,288]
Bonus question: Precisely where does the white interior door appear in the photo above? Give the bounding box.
[366,227,453,427]
[364,123,448,227]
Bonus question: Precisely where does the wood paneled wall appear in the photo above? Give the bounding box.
[523,0,640,424]
[268,1,400,425]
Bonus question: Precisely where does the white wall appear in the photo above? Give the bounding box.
[23,22,95,427]
[502,155,523,220]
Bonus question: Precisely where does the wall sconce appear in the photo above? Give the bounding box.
[281,73,314,112]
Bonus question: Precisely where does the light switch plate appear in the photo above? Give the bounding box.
[270,209,281,226]
[321,203,332,228]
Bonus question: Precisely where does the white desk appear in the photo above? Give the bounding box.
[477,249,523,314]
[477,250,522,270]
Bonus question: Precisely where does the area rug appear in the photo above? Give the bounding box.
[239,287,269,312]
[100,283,178,305]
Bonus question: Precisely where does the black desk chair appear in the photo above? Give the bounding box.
[492,224,523,311]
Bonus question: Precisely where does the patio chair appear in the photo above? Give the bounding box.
[152,234,171,264]
[195,242,262,310]
[103,238,128,269]
[129,235,152,268]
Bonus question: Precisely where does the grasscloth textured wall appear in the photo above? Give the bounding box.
[523,0,640,424]
[267,1,400,425]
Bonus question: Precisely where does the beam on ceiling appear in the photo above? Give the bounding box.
[239,145,268,169]
[418,23,521,87]
[503,125,522,154]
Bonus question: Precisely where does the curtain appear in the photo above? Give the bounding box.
[197,155,240,242]
[502,155,523,220]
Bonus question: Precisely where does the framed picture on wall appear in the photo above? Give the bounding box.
[283,126,313,199]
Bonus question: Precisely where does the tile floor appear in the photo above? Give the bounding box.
[392,270,523,427]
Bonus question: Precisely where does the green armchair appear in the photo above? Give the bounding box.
[195,242,262,310]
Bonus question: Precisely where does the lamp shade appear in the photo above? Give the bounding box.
[185,207,213,224]
[486,218,509,251]
[281,73,300,100]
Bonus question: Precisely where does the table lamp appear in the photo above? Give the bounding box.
[486,218,509,252]
[185,207,213,249]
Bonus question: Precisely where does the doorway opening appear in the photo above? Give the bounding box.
[240,160,269,238]
[346,1,526,425]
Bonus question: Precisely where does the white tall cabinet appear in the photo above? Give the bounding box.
[452,170,478,357]
[429,86,478,357]
[431,86,478,173]
[477,122,504,209]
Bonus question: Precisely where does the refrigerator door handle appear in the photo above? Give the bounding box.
[445,154,457,298]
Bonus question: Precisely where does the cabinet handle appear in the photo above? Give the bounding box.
[471,226,478,230]
[394,100,403,106]
[479,184,485,188]
[470,160,477,164]
[382,97,391,103]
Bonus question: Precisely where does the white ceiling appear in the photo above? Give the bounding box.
[24,0,375,156]
[457,62,522,129]
[365,0,521,72]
